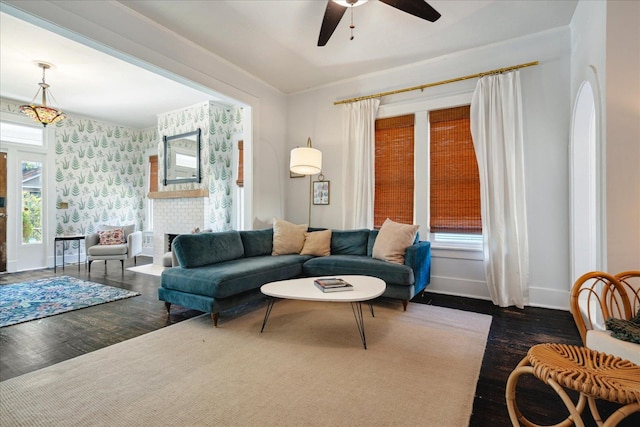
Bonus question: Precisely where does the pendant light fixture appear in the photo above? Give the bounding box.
[20,62,66,127]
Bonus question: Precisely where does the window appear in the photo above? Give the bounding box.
[236,140,244,187]
[149,155,158,193]
[429,105,481,240]
[373,103,481,247]
[374,114,414,228]
[0,122,43,146]
[22,161,43,244]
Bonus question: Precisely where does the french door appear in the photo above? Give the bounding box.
[1,117,53,272]
[15,152,48,270]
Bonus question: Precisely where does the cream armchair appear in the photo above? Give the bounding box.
[86,224,142,273]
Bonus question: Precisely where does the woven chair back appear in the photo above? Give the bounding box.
[570,271,633,345]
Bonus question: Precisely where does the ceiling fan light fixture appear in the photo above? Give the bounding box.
[332,0,368,7]
[20,62,66,127]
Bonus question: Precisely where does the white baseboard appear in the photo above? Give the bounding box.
[426,275,571,311]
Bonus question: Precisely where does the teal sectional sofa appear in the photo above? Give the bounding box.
[159,228,431,326]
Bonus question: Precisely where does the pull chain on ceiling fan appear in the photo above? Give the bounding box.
[318,0,441,47]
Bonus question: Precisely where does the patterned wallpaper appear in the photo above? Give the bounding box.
[157,101,243,231]
[1,98,155,254]
[54,116,157,236]
[1,98,244,255]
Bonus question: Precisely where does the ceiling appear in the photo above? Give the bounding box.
[0,0,578,129]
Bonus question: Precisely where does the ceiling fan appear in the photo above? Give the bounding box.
[318,0,441,47]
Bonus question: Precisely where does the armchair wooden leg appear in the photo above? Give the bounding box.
[104,260,107,273]
[164,302,171,314]
[88,260,92,274]
[120,260,124,273]
[402,300,408,311]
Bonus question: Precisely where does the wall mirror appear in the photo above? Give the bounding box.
[163,128,201,185]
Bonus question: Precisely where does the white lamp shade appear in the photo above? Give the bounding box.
[290,147,322,175]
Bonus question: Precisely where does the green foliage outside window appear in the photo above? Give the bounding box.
[22,192,42,243]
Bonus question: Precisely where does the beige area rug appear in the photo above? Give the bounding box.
[126,263,166,277]
[0,299,491,426]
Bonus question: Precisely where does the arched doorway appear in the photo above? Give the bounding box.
[570,80,599,283]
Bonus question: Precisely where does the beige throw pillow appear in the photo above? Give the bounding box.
[300,230,332,256]
[272,218,308,255]
[372,218,419,264]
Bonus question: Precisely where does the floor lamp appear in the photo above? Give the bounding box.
[290,137,322,225]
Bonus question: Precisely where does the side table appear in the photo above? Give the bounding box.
[54,235,86,272]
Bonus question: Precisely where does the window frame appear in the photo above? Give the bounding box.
[376,91,482,251]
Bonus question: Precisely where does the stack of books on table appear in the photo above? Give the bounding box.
[314,277,353,293]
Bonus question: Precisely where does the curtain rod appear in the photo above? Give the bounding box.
[333,60,539,106]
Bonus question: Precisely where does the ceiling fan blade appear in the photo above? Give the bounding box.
[379,0,441,22]
[318,1,347,47]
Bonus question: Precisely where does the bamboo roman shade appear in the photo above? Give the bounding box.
[429,105,481,234]
[236,140,244,187]
[149,155,158,193]
[374,114,414,228]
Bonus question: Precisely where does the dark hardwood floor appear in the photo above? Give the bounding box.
[1,259,638,426]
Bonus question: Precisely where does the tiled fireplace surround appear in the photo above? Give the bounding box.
[152,197,209,265]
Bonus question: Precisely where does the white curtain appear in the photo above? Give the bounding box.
[470,71,530,308]
[342,98,380,229]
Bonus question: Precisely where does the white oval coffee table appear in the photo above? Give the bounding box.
[260,275,386,349]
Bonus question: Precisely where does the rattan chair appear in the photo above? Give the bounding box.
[615,270,640,313]
[570,271,638,346]
[506,343,640,427]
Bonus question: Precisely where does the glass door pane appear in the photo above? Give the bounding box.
[22,160,43,244]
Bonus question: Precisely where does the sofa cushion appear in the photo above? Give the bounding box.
[88,243,128,256]
[173,231,244,268]
[372,219,419,264]
[300,230,332,256]
[161,255,309,298]
[367,229,420,256]
[303,255,414,286]
[330,229,369,255]
[586,329,640,364]
[240,228,273,257]
[98,228,125,245]
[272,218,307,255]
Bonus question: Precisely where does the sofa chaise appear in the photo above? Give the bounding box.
[159,224,431,326]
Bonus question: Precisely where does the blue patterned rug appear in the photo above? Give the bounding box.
[0,276,140,327]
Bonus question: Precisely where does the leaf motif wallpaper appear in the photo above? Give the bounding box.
[1,98,244,256]
[2,98,155,240]
[157,101,243,232]
[53,116,157,237]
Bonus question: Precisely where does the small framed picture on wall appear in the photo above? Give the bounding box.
[313,180,330,205]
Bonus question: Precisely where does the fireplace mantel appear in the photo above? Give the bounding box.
[148,189,208,199]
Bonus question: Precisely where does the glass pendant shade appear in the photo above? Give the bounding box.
[20,104,66,127]
[20,63,66,127]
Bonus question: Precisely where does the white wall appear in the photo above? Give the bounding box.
[569,0,607,278]
[3,0,289,231]
[287,28,573,309]
[570,0,640,275]
[605,0,640,273]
